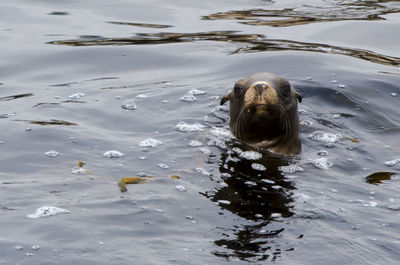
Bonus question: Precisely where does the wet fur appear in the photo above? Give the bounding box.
[221,72,302,155]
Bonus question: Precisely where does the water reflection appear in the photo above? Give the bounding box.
[204,141,296,261]
[203,1,400,27]
[0,93,33,101]
[48,31,262,46]
[107,21,172,28]
[49,31,400,66]
[14,119,78,126]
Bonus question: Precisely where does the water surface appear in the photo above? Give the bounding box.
[1,0,400,264]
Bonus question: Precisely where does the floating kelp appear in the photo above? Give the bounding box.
[118,177,150,192]
[365,171,396,185]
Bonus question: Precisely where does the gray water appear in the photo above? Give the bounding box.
[1,0,400,264]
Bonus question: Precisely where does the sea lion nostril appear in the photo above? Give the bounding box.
[254,84,265,96]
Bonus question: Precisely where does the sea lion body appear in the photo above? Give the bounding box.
[220,72,302,155]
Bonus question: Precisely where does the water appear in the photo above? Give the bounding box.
[1,0,400,264]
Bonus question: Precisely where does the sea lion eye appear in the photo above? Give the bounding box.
[280,82,291,98]
[234,85,244,98]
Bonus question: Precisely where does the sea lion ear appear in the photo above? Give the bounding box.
[220,93,231,105]
[296,92,302,103]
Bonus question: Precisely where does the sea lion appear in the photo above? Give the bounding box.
[220,72,302,155]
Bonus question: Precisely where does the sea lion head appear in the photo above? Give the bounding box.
[220,72,302,155]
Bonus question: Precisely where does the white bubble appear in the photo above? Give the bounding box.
[369,201,378,207]
[251,163,266,171]
[45,150,60,158]
[271,213,282,218]
[300,120,312,126]
[261,179,275,184]
[391,93,398,97]
[384,159,400,166]
[245,181,257,187]
[135,94,148,99]
[239,151,262,160]
[175,121,204,132]
[68,92,85,100]
[337,84,346,88]
[206,138,227,149]
[312,157,333,170]
[139,138,163,148]
[209,127,231,138]
[103,150,125,158]
[26,206,70,219]
[309,131,342,144]
[317,150,329,156]
[195,167,212,176]
[293,192,312,202]
[198,147,213,156]
[121,99,137,110]
[279,164,304,174]
[158,163,169,169]
[217,200,231,205]
[71,167,89,174]
[175,185,187,192]
[188,140,204,147]
[180,94,197,102]
[31,246,40,251]
[188,89,206,95]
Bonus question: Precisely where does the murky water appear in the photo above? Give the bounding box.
[1,0,400,264]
